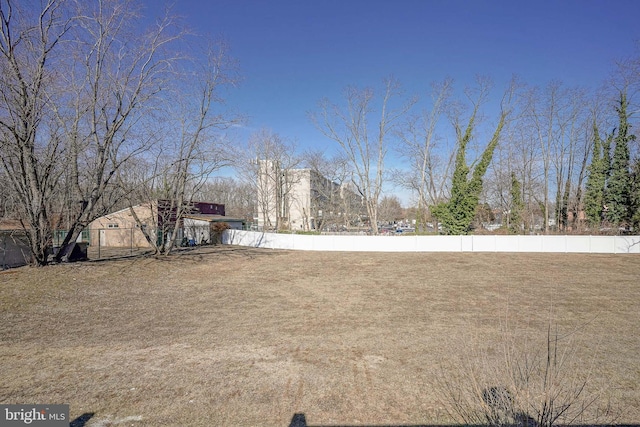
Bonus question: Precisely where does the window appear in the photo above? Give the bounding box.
[107,223,119,228]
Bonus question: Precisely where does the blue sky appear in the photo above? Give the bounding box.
[146,0,639,201]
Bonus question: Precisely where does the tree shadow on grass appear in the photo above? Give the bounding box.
[153,244,287,262]
[85,248,155,263]
[69,412,94,427]
[84,243,284,264]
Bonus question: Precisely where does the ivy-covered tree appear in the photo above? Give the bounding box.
[631,158,640,230]
[432,104,507,235]
[509,172,524,234]
[583,121,608,227]
[606,92,635,226]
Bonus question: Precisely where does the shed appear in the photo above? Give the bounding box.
[183,214,245,245]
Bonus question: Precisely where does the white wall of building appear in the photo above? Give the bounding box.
[288,169,312,231]
[184,218,211,244]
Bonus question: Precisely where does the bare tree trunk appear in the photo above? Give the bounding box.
[525,82,583,234]
[52,1,182,261]
[0,0,71,265]
[312,77,416,235]
[121,39,239,255]
[396,79,452,230]
[572,121,593,231]
[240,130,300,232]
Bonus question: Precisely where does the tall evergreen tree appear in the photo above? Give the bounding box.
[509,172,524,234]
[583,121,607,226]
[631,158,640,230]
[602,131,612,184]
[606,92,635,226]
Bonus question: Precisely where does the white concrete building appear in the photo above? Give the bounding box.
[256,160,363,231]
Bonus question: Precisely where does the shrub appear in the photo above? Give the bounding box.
[437,321,618,427]
[211,222,230,245]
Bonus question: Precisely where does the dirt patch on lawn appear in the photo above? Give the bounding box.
[1,246,639,426]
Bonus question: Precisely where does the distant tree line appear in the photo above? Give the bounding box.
[307,70,639,235]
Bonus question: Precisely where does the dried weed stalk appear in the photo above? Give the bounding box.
[437,316,619,427]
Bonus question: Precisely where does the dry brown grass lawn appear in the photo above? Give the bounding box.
[1,246,639,426]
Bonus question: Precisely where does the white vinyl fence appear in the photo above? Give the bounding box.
[223,230,640,254]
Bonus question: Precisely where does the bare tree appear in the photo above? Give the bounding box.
[506,120,544,233]
[377,195,404,224]
[312,77,416,234]
[486,121,520,231]
[0,0,74,265]
[395,78,453,230]
[121,39,240,254]
[0,168,16,219]
[302,149,363,231]
[521,82,589,233]
[0,0,184,264]
[613,44,640,153]
[512,82,602,234]
[193,177,254,223]
[550,87,588,232]
[522,84,554,233]
[51,0,184,260]
[238,129,300,231]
